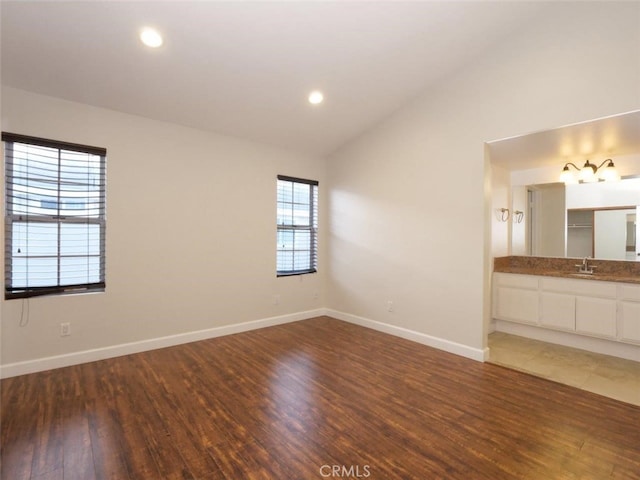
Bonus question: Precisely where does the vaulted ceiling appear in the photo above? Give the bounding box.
[2,1,553,156]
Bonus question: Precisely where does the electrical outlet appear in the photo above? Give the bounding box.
[60,322,71,336]
[313,291,319,300]
[387,301,394,312]
[273,295,280,305]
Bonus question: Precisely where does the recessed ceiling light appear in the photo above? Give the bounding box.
[308,91,324,105]
[140,27,163,48]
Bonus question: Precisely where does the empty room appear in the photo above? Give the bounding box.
[1,1,639,479]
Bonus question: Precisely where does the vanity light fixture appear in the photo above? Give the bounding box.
[560,159,620,185]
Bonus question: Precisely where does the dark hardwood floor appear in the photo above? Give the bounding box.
[2,316,639,479]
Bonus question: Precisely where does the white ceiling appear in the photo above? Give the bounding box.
[489,110,640,172]
[1,1,552,156]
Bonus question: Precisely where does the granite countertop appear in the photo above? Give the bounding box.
[494,256,640,285]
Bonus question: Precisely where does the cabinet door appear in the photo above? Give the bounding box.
[540,292,575,331]
[495,287,539,324]
[620,301,640,344]
[575,296,617,339]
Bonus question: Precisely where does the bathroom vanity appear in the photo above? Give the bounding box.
[492,256,640,360]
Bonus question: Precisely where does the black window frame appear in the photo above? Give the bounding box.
[276,175,318,277]
[3,132,107,299]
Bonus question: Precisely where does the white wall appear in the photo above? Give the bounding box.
[511,186,527,256]
[636,207,640,260]
[490,163,511,258]
[326,2,640,352]
[1,87,326,368]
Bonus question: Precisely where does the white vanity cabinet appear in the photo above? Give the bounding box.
[619,284,640,344]
[540,292,575,331]
[493,274,539,325]
[493,272,633,343]
[540,277,617,338]
[576,296,617,338]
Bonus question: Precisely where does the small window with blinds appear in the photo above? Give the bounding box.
[276,175,318,276]
[3,133,106,299]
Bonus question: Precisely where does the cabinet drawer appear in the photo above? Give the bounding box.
[494,273,539,290]
[620,285,640,302]
[541,277,617,298]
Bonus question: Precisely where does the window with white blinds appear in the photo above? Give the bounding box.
[3,133,106,299]
[276,175,318,276]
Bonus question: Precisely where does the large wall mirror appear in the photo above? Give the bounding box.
[490,110,640,262]
[567,207,637,260]
[514,179,640,260]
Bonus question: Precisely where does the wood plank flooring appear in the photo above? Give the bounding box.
[2,316,639,479]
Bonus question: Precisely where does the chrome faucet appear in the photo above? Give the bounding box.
[575,257,596,274]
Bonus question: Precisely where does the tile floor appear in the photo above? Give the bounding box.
[488,331,640,406]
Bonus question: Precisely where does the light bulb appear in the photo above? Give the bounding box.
[308,91,324,105]
[140,27,163,48]
[599,161,620,182]
[579,161,597,183]
[560,167,577,184]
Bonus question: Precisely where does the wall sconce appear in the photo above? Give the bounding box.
[513,210,524,223]
[560,159,620,185]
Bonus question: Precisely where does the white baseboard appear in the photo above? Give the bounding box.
[0,308,328,379]
[327,309,489,362]
[1,308,490,378]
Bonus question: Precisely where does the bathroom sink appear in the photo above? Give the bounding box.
[568,273,596,278]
